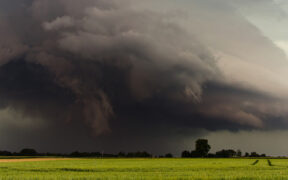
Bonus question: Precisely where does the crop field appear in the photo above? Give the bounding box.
[0,158,287,179]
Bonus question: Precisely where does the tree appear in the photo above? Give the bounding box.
[126,151,152,158]
[236,149,242,157]
[20,148,37,156]
[190,150,200,157]
[245,152,249,157]
[207,153,216,158]
[195,139,211,157]
[70,151,80,157]
[216,149,236,158]
[118,152,126,157]
[181,150,191,158]
[250,152,260,157]
[0,151,12,156]
[165,153,173,158]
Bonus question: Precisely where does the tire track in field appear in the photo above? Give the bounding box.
[267,159,273,166]
[251,160,259,165]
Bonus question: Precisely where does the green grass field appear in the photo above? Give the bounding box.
[0,158,287,179]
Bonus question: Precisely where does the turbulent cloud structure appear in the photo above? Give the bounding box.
[1,0,288,154]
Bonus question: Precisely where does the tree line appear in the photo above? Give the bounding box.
[181,139,266,158]
[0,139,267,158]
[0,149,156,158]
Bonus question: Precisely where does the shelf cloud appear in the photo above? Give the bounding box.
[0,0,288,154]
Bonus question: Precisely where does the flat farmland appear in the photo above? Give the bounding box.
[0,158,287,179]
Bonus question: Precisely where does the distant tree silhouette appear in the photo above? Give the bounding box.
[181,150,191,158]
[195,139,211,157]
[245,152,249,157]
[19,148,37,156]
[250,152,260,157]
[216,149,236,158]
[0,151,12,156]
[236,150,242,157]
[118,152,126,158]
[190,150,200,157]
[126,151,152,158]
[207,153,216,158]
[165,153,173,158]
[70,151,81,157]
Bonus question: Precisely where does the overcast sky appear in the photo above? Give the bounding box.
[0,0,288,156]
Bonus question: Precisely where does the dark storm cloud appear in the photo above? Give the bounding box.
[0,0,220,135]
[1,0,288,154]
